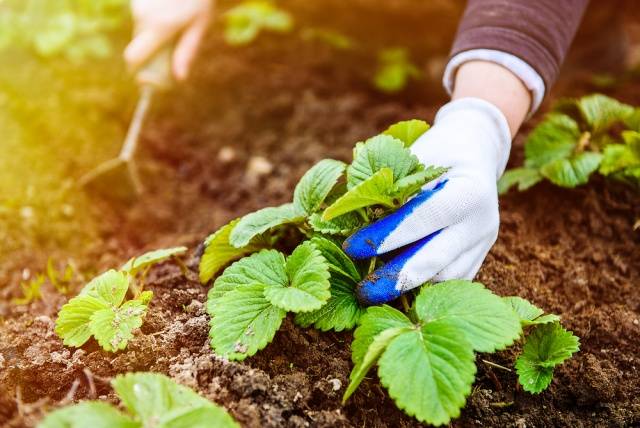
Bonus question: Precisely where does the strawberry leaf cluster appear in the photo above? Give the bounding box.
[500,94,640,192]
[203,120,443,359]
[55,247,187,352]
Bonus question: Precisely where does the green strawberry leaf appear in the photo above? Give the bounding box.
[351,305,413,366]
[343,326,412,401]
[230,203,306,248]
[347,134,421,188]
[121,246,187,275]
[157,406,240,428]
[224,0,293,46]
[600,131,640,176]
[524,113,581,168]
[199,219,269,284]
[264,241,331,312]
[504,296,560,326]
[293,159,346,214]
[207,249,287,315]
[113,372,238,427]
[209,283,286,361]
[382,119,429,147]
[294,274,364,332]
[415,280,522,353]
[498,167,543,194]
[559,94,634,135]
[540,151,603,188]
[38,401,139,428]
[308,211,363,236]
[323,168,395,221]
[377,322,476,426]
[294,237,363,331]
[392,166,447,201]
[79,269,129,307]
[516,323,580,393]
[55,295,109,347]
[373,48,420,93]
[89,298,149,352]
[309,236,360,282]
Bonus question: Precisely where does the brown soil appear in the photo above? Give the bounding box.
[1,1,640,427]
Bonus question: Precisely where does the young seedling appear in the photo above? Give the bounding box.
[55,269,152,352]
[373,48,421,93]
[223,0,293,46]
[505,297,579,393]
[12,274,45,305]
[47,257,75,295]
[500,94,639,192]
[38,372,238,428]
[55,247,186,352]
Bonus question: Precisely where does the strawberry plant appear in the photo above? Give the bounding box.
[12,274,45,305]
[55,247,187,352]
[500,94,640,193]
[38,372,238,428]
[223,0,293,46]
[373,48,421,93]
[199,119,580,425]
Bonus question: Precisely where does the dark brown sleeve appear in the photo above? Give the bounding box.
[451,0,590,89]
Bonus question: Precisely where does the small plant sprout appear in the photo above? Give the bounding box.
[12,274,46,305]
[55,246,186,352]
[38,372,238,428]
[515,323,580,394]
[500,94,639,192]
[223,0,293,46]
[373,48,421,93]
[199,120,581,424]
[55,270,152,352]
[505,297,580,393]
[47,257,76,295]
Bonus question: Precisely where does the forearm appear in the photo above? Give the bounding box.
[451,61,530,138]
[450,0,589,91]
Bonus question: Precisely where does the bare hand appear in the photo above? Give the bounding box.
[124,0,213,82]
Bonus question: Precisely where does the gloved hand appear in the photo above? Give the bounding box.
[344,97,512,305]
[124,0,213,82]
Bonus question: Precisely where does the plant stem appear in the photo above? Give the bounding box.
[357,208,370,223]
[575,131,591,153]
[367,257,377,274]
[400,295,411,313]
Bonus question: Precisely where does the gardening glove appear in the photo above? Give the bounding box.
[344,97,512,305]
[124,0,213,81]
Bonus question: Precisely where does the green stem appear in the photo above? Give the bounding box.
[357,208,370,223]
[400,295,411,313]
[367,257,377,274]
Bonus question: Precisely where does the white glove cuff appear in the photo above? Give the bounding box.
[434,97,512,179]
[442,49,546,116]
